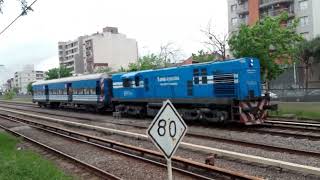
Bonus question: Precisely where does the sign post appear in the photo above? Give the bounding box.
[147,100,188,180]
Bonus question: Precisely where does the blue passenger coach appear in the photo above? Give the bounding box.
[32,74,112,110]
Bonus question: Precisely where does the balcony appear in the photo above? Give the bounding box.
[236,4,249,14]
[260,8,294,18]
[237,18,249,25]
[260,0,293,8]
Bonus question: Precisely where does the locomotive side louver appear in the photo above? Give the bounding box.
[213,73,238,97]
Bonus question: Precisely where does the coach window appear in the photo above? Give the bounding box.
[193,69,199,84]
[96,82,101,95]
[90,88,96,95]
[85,89,90,95]
[135,76,140,87]
[201,68,207,84]
[123,78,132,88]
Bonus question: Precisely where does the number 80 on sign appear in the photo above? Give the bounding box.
[147,100,188,160]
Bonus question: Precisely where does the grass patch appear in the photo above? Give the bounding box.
[271,102,320,120]
[0,97,32,103]
[0,132,73,180]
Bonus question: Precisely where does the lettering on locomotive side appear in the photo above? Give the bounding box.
[247,69,256,73]
[157,76,180,82]
[123,90,133,96]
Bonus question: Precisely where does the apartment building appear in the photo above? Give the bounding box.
[58,37,84,74]
[58,26,138,74]
[228,0,320,40]
[13,65,45,94]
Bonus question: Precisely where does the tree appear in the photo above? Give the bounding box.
[127,54,163,72]
[201,21,228,60]
[95,67,112,74]
[228,12,303,89]
[12,87,19,94]
[27,81,34,95]
[0,0,33,14]
[295,36,320,89]
[45,66,72,80]
[159,42,182,66]
[117,66,127,73]
[192,50,217,63]
[4,90,15,100]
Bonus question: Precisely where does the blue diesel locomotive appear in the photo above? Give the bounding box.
[33,57,273,125]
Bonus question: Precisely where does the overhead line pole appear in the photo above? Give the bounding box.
[0,0,38,37]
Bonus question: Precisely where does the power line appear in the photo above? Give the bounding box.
[0,0,38,37]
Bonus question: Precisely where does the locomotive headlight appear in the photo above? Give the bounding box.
[250,59,254,67]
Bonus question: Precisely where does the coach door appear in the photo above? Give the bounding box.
[67,83,72,102]
[45,85,49,102]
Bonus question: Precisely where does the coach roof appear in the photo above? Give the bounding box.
[33,73,109,86]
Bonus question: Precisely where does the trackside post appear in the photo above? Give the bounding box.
[147,99,188,180]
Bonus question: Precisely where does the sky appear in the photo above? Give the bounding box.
[0,0,228,83]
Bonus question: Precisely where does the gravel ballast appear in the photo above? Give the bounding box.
[1,105,320,179]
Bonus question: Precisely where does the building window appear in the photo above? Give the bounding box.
[300,32,309,39]
[299,0,308,11]
[231,18,238,26]
[231,4,237,12]
[299,16,309,27]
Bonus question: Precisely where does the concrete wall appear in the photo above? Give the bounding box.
[87,31,138,71]
[95,33,137,70]
[312,0,320,38]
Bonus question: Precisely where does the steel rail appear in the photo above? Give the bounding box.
[0,113,262,180]
[0,123,121,180]
[187,131,320,158]
[1,103,319,156]
[1,107,320,176]
[264,120,320,129]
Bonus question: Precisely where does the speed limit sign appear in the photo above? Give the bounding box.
[147,100,187,180]
[147,99,188,159]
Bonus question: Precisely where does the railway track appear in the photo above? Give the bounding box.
[0,103,320,159]
[3,100,320,131]
[1,106,320,177]
[2,102,320,141]
[0,113,261,180]
[0,120,121,180]
[264,119,320,130]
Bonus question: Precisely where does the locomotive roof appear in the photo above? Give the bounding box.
[119,57,257,78]
[33,73,109,86]
[121,69,153,78]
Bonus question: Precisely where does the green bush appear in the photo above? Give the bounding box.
[4,90,16,100]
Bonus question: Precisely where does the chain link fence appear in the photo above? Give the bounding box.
[267,63,320,102]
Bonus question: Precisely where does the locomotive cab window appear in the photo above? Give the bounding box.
[144,78,149,91]
[193,69,199,84]
[201,68,207,84]
[123,78,132,88]
[135,76,140,87]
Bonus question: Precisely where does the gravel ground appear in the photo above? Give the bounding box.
[0,118,194,180]
[2,106,320,167]
[1,113,319,179]
[1,105,320,179]
[17,141,102,180]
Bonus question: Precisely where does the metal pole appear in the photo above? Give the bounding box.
[167,159,173,180]
[293,62,297,86]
